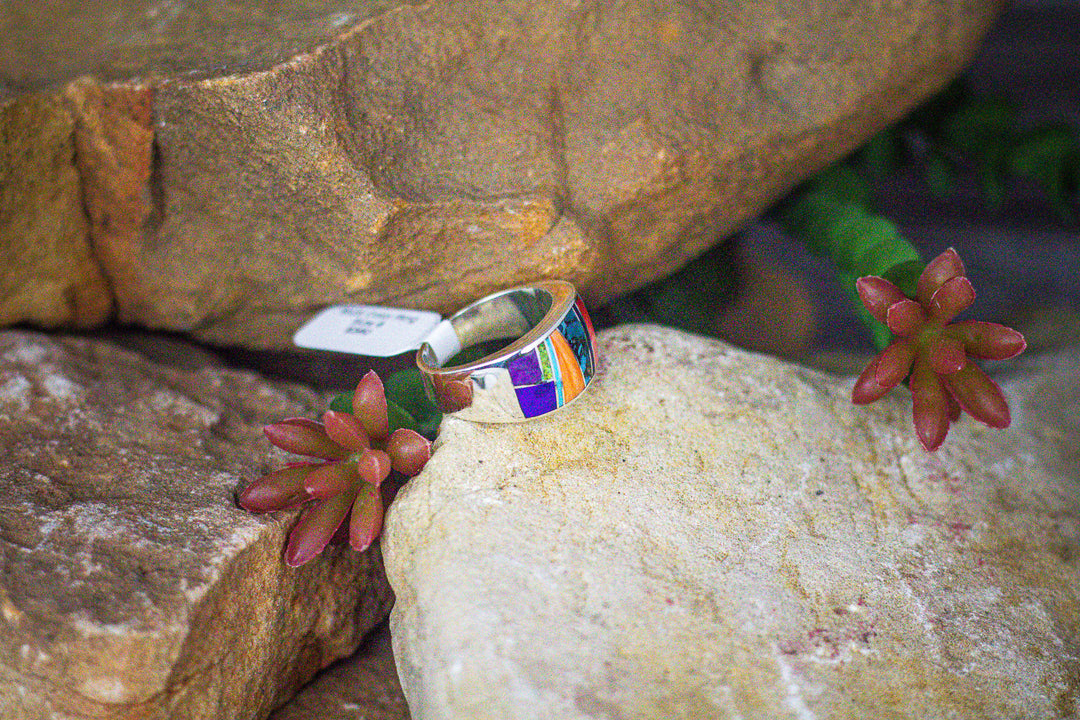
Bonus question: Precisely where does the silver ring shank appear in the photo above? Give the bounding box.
[417,281,596,423]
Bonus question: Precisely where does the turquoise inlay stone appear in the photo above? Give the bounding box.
[558,305,594,381]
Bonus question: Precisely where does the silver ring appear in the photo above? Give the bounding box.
[416,281,597,422]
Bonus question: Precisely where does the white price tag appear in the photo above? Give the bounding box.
[293,305,444,357]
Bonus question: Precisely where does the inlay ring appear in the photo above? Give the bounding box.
[416,281,597,423]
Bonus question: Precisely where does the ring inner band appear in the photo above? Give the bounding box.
[420,282,575,370]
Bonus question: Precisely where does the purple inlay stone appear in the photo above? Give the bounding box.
[515,382,558,418]
[507,352,543,386]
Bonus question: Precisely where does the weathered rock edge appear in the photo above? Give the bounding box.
[0,331,394,720]
[0,0,1005,348]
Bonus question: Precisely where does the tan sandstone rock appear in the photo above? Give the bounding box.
[0,331,394,720]
[269,625,411,720]
[0,0,1003,348]
[383,325,1080,719]
[0,93,111,328]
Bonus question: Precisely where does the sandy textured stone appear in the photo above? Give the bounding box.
[270,624,411,720]
[0,331,394,720]
[0,0,1003,348]
[384,325,1080,719]
[0,93,111,328]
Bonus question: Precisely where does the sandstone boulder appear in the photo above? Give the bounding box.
[0,0,1004,348]
[0,331,394,720]
[269,625,410,720]
[0,94,110,328]
[384,325,1080,719]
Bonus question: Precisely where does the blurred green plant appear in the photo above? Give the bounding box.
[858,80,1080,219]
[779,163,922,351]
[603,80,1077,353]
[599,239,738,337]
[600,79,1060,451]
[781,80,1079,350]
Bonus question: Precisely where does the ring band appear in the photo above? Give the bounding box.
[416,281,597,423]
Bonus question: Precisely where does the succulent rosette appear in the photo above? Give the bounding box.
[238,371,432,566]
[852,248,1027,452]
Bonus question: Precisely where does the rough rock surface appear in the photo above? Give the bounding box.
[270,624,411,720]
[0,93,111,328]
[0,331,394,720]
[384,324,1080,719]
[0,0,1004,348]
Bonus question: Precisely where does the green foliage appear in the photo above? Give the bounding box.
[780,164,925,349]
[859,79,1080,218]
[783,79,1080,350]
[1008,125,1080,220]
[862,81,1080,219]
[922,152,956,199]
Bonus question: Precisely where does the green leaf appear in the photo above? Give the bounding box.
[383,367,443,440]
[1009,126,1076,178]
[923,153,955,199]
[857,128,902,179]
[978,165,1006,209]
[808,163,873,210]
[783,194,862,256]
[943,98,1016,155]
[329,392,352,413]
[329,382,441,440]
[853,235,921,279]
[839,272,892,351]
[1008,126,1079,220]
[386,399,420,435]
[882,259,924,300]
[827,214,900,274]
[384,367,437,421]
[410,413,443,440]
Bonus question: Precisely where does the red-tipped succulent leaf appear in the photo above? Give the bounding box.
[388,428,433,476]
[263,418,346,459]
[943,321,1027,360]
[238,466,311,512]
[349,483,384,552]
[916,247,965,307]
[941,362,1012,429]
[284,492,355,567]
[322,410,370,452]
[303,461,357,499]
[928,276,975,322]
[910,360,952,452]
[856,276,908,324]
[353,370,390,440]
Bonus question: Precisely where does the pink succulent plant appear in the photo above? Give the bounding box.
[238,371,432,566]
[852,248,1027,452]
